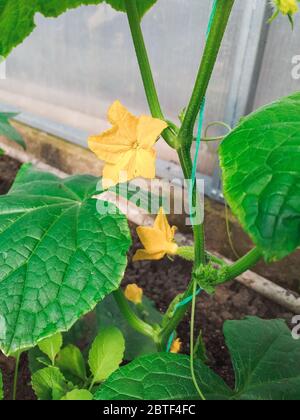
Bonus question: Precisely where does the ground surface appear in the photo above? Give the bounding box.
[0,155,295,399]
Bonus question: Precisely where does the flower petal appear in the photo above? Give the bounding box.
[154,208,176,242]
[133,249,166,262]
[134,149,156,179]
[102,151,134,188]
[88,127,132,164]
[108,100,138,143]
[137,116,168,148]
[136,226,168,253]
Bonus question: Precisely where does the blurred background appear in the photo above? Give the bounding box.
[0,0,299,198]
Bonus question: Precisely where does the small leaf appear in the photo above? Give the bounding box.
[56,345,87,381]
[61,389,93,401]
[88,327,125,384]
[220,93,300,261]
[0,112,25,148]
[0,370,3,400]
[31,367,70,401]
[94,353,232,400]
[38,333,63,365]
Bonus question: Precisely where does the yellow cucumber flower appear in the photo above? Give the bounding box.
[124,284,143,305]
[88,101,168,189]
[133,208,178,262]
[170,338,182,354]
[274,0,298,14]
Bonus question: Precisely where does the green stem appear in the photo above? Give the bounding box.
[178,246,263,284]
[124,0,176,148]
[179,0,235,147]
[223,247,262,282]
[190,280,206,400]
[13,352,21,401]
[159,278,195,348]
[178,149,206,267]
[113,289,158,341]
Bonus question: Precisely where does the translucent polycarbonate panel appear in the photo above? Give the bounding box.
[253,13,300,110]
[0,0,261,175]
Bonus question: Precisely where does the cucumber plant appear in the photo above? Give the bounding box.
[0,0,299,401]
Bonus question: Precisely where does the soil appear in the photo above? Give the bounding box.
[0,155,296,399]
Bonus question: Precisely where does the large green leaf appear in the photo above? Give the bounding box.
[225,317,300,401]
[0,112,25,148]
[0,164,131,356]
[94,353,233,400]
[95,318,300,401]
[0,0,158,57]
[220,93,300,261]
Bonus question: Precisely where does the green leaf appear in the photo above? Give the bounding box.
[0,164,131,356]
[56,344,87,381]
[0,0,157,58]
[61,389,93,401]
[38,333,63,365]
[88,327,125,384]
[220,93,300,261]
[95,318,300,401]
[225,317,300,401]
[94,353,232,400]
[0,370,3,400]
[0,112,25,148]
[31,367,71,400]
[96,294,162,360]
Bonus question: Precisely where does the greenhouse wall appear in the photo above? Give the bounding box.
[0,0,298,181]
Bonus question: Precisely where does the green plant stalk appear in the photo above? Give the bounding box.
[190,280,206,400]
[113,289,158,341]
[124,0,176,148]
[178,246,262,283]
[177,246,226,266]
[160,1,236,347]
[222,247,262,283]
[178,150,206,267]
[179,0,235,145]
[159,248,262,347]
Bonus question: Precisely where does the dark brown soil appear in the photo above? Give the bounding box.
[0,155,295,399]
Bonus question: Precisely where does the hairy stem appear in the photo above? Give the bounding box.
[124,0,176,147]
